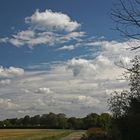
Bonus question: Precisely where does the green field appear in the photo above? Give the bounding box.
[0,129,72,140]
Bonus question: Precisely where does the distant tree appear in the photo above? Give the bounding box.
[16,118,24,126]
[0,121,4,127]
[76,118,84,129]
[45,112,58,128]
[40,114,48,126]
[57,113,68,129]
[30,115,40,126]
[67,117,83,129]
[99,113,112,130]
[83,113,100,129]
[3,119,11,127]
[9,118,18,126]
[22,115,30,126]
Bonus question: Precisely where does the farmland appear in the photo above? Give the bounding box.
[0,129,72,140]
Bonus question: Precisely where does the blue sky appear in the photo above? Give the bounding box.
[0,0,119,67]
[0,0,139,119]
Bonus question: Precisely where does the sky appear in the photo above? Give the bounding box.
[0,0,139,119]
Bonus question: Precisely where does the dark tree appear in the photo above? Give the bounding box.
[67,117,83,130]
[40,114,48,126]
[57,113,68,129]
[108,56,140,140]
[83,113,100,129]
[44,112,58,128]
[112,0,140,50]
[99,113,112,130]
[22,115,30,126]
[30,115,40,126]
[108,56,140,118]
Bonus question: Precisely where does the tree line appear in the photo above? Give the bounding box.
[0,112,112,130]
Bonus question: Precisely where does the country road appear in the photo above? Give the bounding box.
[60,131,85,140]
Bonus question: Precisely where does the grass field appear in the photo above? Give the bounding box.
[0,129,72,140]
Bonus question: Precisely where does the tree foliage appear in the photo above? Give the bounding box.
[108,56,140,118]
[108,56,140,140]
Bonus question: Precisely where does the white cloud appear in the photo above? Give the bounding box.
[0,38,139,118]
[66,55,117,80]
[5,31,85,48]
[60,32,85,41]
[86,40,129,52]
[59,45,75,50]
[35,87,52,94]
[3,30,57,47]
[75,95,100,106]
[9,38,25,46]
[0,66,24,78]
[25,9,80,32]
[13,30,35,40]
[87,39,140,55]
[95,55,112,67]
[0,79,11,87]
[0,37,9,43]
[0,10,84,48]
[0,98,18,110]
[67,58,96,77]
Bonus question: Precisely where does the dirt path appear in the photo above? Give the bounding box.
[60,131,85,140]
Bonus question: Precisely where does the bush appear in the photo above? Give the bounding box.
[81,127,113,140]
[88,128,106,140]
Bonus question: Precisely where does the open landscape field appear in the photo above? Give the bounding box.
[0,129,73,140]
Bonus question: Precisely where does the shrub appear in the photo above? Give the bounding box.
[80,127,113,140]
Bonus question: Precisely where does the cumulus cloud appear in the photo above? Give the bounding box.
[60,32,85,42]
[67,55,115,79]
[0,79,11,87]
[13,30,35,41]
[0,98,18,110]
[25,9,80,32]
[8,30,57,47]
[0,37,9,43]
[86,39,140,70]
[35,87,52,94]
[3,30,85,48]
[0,38,139,118]
[67,58,96,77]
[86,40,129,52]
[58,40,83,51]
[86,39,140,55]
[74,95,100,106]
[59,45,75,50]
[0,9,83,48]
[0,66,24,78]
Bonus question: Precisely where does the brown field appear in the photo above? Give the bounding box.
[0,129,72,140]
